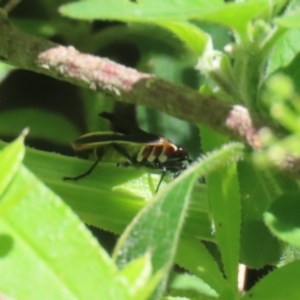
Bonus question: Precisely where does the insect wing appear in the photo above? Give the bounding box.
[71,131,164,164]
[72,131,125,151]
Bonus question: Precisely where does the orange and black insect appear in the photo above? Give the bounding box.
[64,111,192,192]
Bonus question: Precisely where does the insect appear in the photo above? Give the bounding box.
[64,112,192,192]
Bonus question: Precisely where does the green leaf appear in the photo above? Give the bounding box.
[238,161,285,267]
[119,254,152,293]
[275,11,300,29]
[156,21,210,55]
[264,192,300,248]
[280,51,300,95]
[266,28,300,76]
[60,0,223,22]
[113,163,197,299]
[198,0,272,44]
[0,136,135,299]
[0,108,80,144]
[113,142,244,298]
[9,140,211,240]
[175,238,227,295]
[24,145,154,230]
[207,163,240,297]
[278,244,300,267]
[119,254,163,300]
[242,260,300,299]
[0,128,27,197]
[169,272,219,298]
[200,126,241,297]
[60,0,274,46]
[240,220,282,268]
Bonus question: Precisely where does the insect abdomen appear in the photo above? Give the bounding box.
[137,139,177,163]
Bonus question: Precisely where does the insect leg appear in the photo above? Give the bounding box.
[63,146,109,181]
[156,166,167,193]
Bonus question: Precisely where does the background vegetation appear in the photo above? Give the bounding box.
[1,0,300,299]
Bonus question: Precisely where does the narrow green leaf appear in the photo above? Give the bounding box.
[60,0,223,22]
[200,126,241,297]
[242,260,300,299]
[264,192,300,248]
[113,166,197,299]
[207,163,240,297]
[0,128,27,197]
[176,238,227,294]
